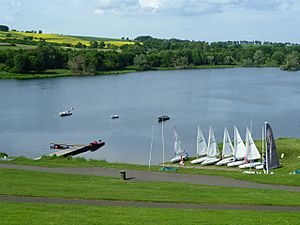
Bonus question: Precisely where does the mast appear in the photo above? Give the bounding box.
[149,125,155,169]
[197,125,200,156]
[162,120,165,168]
[261,126,264,172]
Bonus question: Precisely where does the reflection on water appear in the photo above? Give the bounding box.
[0,68,300,164]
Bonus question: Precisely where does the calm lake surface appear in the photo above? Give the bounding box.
[0,68,300,164]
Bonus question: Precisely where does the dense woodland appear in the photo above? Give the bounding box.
[0,35,300,75]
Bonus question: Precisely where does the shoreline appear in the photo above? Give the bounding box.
[0,65,280,80]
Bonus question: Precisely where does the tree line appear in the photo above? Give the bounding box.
[0,36,299,75]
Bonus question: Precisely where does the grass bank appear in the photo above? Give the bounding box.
[0,169,299,206]
[1,138,299,186]
[0,69,136,80]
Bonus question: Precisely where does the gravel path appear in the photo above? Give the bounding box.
[1,164,299,192]
[1,195,300,211]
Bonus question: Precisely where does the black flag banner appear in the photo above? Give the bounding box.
[265,123,280,170]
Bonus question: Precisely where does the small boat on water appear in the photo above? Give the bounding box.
[111,114,119,119]
[158,115,170,123]
[59,110,72,117]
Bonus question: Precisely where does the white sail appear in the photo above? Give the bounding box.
[222,127,234,158]
[207,127,219,158]
[173,127,185,156]
[197,126,207,157]
[233,126,246,160]
[245,128,261,161]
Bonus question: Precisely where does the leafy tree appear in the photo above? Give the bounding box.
[253,50,266,66]
[99,41,105,49]
[281,52,299,71]
[224,56,236,65]
[89,41,98,49]
[13,52,31,73]
[134,54,150,71]
[271,51,285,65]
[0,25,9,32]
[172,56,188,68]
[68,52,97,75]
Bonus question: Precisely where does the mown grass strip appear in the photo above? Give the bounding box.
[0,169,299,206]
[0,202,299,225]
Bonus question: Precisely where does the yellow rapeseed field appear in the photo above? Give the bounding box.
[0,31,134,47]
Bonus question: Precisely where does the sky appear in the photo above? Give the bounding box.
[1,0,300,43]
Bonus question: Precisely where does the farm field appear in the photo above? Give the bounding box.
[0,31,135,47]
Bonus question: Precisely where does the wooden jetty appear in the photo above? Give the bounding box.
[48,140,105,158]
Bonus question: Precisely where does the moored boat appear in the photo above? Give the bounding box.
[191,126,208,164]
[170,127,189,163]
[111,114,119,119]
[158,115,170,123]
[201,127,220,165]
[59,110,72,117]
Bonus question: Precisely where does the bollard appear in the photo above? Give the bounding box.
[120,170,127,180]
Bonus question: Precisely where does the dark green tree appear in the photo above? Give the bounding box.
[0,25,9,32]
[281,52,299,71]
[134,54,150,71]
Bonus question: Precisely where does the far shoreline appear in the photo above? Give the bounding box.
[0,65,282,80]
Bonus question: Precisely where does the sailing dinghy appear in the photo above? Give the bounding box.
[191,126,208,164]
[239,128,262,169]
[170,127,188,163]
[216,127,234,166]
[227,126,247,167]
[256,123,280,171]
[201,127,220,165]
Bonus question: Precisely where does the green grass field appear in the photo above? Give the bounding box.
[0,169,299,206]
[0,202,299,225]
[1,137,299,225]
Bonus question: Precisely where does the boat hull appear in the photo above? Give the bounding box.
[191,156,207,164]
[255,164,264,170]
[227,160,244,167]
[215,157,234,166]
[201,157,220,166]
[158,115,170,123]
[170,155,188,163]
[239,161,262,169]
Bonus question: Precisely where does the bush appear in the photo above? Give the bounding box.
[0,152,8,158]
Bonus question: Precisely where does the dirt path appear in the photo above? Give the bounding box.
[1,195,300,211]
[1,164,299,192]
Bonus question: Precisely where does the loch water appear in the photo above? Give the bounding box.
[0,67,299,164]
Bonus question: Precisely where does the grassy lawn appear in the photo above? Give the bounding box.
[0,202,299,225]
[0,169,299,206]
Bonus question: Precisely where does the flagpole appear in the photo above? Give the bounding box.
[162,120,165,168]
[149,125,155,170]
[265,122,269,174]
